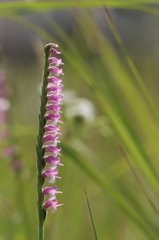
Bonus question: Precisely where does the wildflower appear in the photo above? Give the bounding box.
[41,43,64,213]
[50,48,61,55]
[43,199,63,213]
[42,169,61,183]
[44,125,61,133]
[49,66,64,76]
[3,145,18,158]
[48,76,63,85]
[11,159,22,171]
[45,113,62,123]
[44,156,63,169]
[63,90,77,105]
[45,145,62,156]
[43,134,60,143]
[0,70,23,173]
[0,70,10,139]
[46,104,62,112]
[48,57,64,66]
[65,98,96,123]
[42,186,62,199]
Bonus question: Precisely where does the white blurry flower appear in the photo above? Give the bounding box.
[65,98,96,123]
[63,90,77,105]
[0,98,10,111]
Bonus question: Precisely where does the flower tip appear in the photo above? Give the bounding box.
[50,43,58,48]
[59,163,64,166]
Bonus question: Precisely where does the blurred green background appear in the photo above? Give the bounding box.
[1,1,159,240]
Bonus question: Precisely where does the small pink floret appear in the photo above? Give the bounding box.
[47,85,62,93]
[49,57,64,66]
[46,104,62,112]
[45,125,61,133]
[50,43,58,48]
[47,76,62,85]
[44,156,63,168]
[42,169,61,183]
[45,145,61,156]
[45,156,59,164]
[42,186,62,198]
[43,199,63,213]
[47,94,63,104]
[45,113,61,123]
[49,66,64,76]
[50,48,61,55]
[43,134,59,143]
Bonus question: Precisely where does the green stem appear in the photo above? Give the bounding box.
[36,44,51,240]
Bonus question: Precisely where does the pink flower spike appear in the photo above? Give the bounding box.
[42,186,62,199]
[50,48,61,55]
[49,57,64,66]
[36,43,64,216]
[43,199,63,213]
[49,66,64,76]
[47,76,62,85]
[42,169,61,183]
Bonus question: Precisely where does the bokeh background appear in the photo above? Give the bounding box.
[1,1,159,240]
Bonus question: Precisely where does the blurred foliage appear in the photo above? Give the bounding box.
[1,1,159,240]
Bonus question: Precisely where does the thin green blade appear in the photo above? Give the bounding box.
[83,186,99,240]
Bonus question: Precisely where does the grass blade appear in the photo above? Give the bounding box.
[83,187,99,240]
[103,6,159,124]
[118,143,159,216]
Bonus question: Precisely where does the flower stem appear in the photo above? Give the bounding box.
[36,44,51,240]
